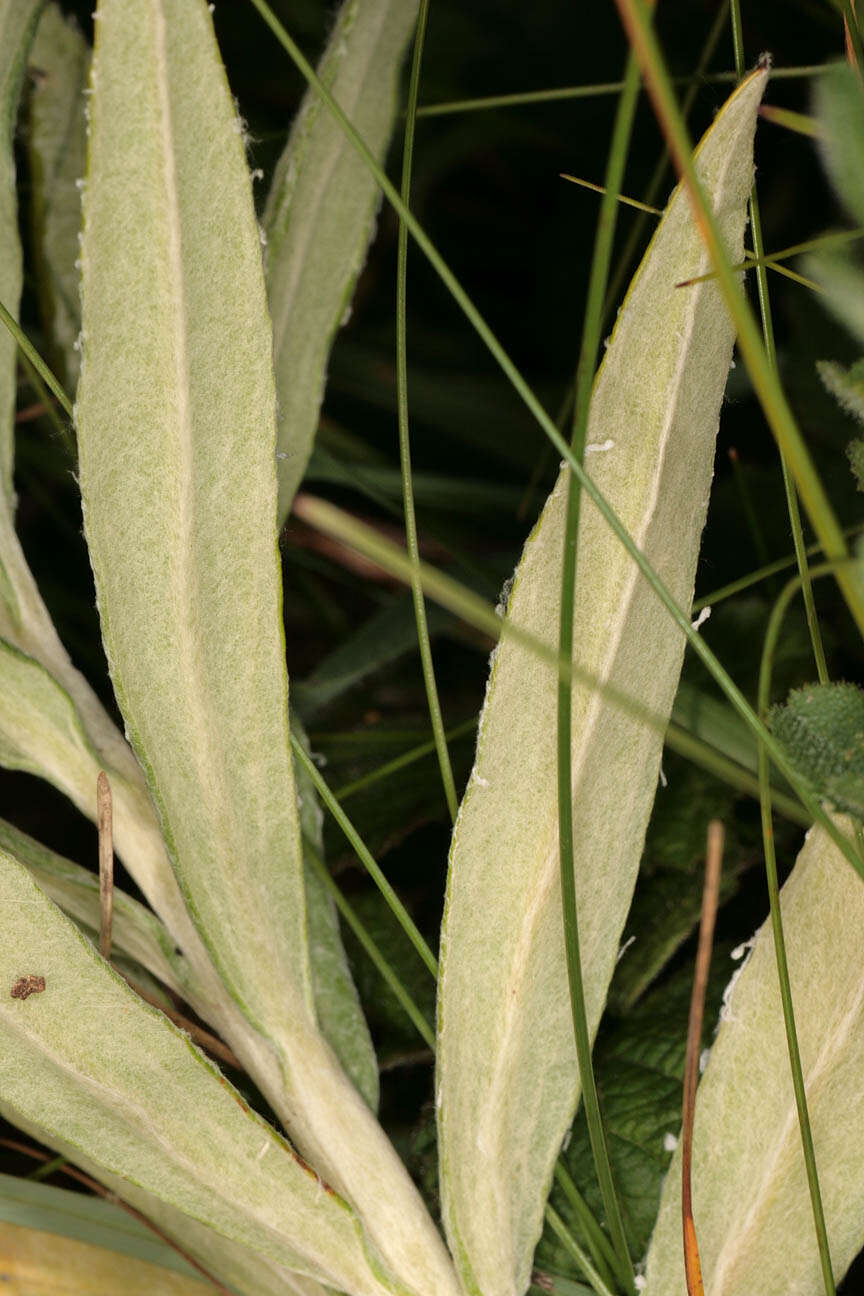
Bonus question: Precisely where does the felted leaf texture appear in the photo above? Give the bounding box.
[435,67,767,1296]
[263,0,419,521]
[0,846,403,1296]
[74,4,458,1292]
[644,821,864,1295]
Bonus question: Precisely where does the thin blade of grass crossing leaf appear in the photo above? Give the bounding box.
[0,815,184,995]
[643,821,864,1294]
[76,7,458,1292]
[263,0,419,523]
[0,0,45,501]
[0,846,404,1296]
[435,69,766,1296]
[27,1,89,394]
[293,711,380,1111]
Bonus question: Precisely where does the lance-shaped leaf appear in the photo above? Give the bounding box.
[76,7,458,1293]
[28,1,89,393]
[0,846,405,1296]
[644,820,864,1293]
[0,0,45,500]
[435,68,767,1296]
[263,0,419,522]
[77,0,314,1044]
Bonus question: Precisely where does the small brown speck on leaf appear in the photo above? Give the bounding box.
[10,975,46,1000]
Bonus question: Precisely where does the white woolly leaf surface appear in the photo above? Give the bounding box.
[74,8,459,1295]
[436,68,767,1296]
[644,822,864,1295]
[76,0,313,1041]
[263,0,418,522]
[0,848,402,1296]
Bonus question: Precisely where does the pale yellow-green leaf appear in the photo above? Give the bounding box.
[263,0,418,522]
[28,2,89,393]
[0,1171,213,1290]
[0,846,406,1296]
[435,68,767,1296]
[75,6,458,1293]
[644,821,864,1295]
[0,1157,330,1296]
[0,0,44,501]
[0,816,184,994]
[0,1221,213,1295]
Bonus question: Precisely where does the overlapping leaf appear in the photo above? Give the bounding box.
[436,68,767,1296]
[644,821,864,1294]
[74,5,458,1293]
[263,0,419,520]
[0,846,401,1296]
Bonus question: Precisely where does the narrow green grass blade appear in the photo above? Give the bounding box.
[0,0,45,501]
[613,0,864,639]
[263,0,419,522]
[395,0,458,823]
[643,819,864,1294]
[729,2,828,688]
[27,2,89,394]
[757,565,840,1296]
[0,847,405,1296]
[435,70,766,1296]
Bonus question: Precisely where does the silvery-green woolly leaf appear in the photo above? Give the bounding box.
[0,815,184,994]
[817,359,864,428]
[77,0,313,1042]
[644,821,864,1294]
[0,847,403,1296]
[0,1172,211,1291]
[769,682,864,820]
[436,68,767,1296]
[804,248,864,349]
[294,711,380,1111]
[263,0,419,522]
[76,6,457,1293]
[814,61,864,228]
[0,637,210,997]
[0,0,45,500]
[27,2,88,393]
